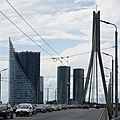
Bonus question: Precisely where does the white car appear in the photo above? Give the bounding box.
[16,103,34,117]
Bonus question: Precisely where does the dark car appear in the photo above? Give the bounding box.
[32,105,37,115]
[0,103,13,119]
[13,104,17,113]
[35,104,46,113]
[82,105,89,109]
[94,105,100,109]
[45,104,52,112]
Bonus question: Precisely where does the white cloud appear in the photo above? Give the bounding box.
[75,0,95,4]
[0,0,120,103]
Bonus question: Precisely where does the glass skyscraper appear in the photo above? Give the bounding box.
[9,40,40,106]
[40,76,44,104]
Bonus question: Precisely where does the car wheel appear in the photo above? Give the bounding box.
[10,114,13,119]
[16,114,19,117]
[30,112,33,116]
[32,112,34,115]
[27,113,30,117]
[4,113,11,119]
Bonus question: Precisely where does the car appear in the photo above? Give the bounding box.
[32,105,37,115]
[45,104,52,112]
[34,104,46,113]
[82,105,89,109]
[16,103,34,117]
[77,105,83,109]
[94,105,100,109]
[62,104,67,110]
[51,104,58,111]
[57,104,62,110]
[13,104,17,113]
[0,103,13,119]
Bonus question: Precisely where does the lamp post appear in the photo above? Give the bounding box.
[67,82,70,105]
[103,52,114,109]
[55,89,57,101]
[46,84,52,103]
[0,68,8,102]
[100,20,118,117]
[46,88,49,103]
[104,67,112,103]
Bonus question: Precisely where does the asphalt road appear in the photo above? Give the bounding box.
[0,108,104,120]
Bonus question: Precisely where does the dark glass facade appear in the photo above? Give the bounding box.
[57,66,70,104]
[73,68,84,104]
[9,40,40,105]
[40,76,44,103]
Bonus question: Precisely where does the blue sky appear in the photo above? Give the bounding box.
[0,0,120,103]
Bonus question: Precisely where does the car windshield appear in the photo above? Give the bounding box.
[17,105,30,109]
[36,104,44,107]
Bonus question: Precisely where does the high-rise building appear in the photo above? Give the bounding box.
[9,40,40,105]
[73,68,84,104]
[57,66,70,104]
[40,76,44,103]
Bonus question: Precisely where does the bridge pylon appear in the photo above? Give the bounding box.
[82,11,112,119]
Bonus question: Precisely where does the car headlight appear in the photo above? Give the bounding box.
[26,109,29,112]
[2,111,6,113]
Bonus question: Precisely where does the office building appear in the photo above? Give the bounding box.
[57,66,70,104]
[73,68,84,104]
[9,40,40,105]
[40,76,44,103]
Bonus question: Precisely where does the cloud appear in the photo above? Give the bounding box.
[0,0,120,103]
[75,0,95,4]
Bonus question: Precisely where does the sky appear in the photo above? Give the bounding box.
[0,0,120,103]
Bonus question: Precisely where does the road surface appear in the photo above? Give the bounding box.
[0,108,105,120]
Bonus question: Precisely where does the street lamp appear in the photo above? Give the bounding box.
[0,68,8,102]
[103,52,114,108]
[67,82,70,105]
[100,20,118,117]
[55,89,57,101]
[46,84,52,103]
[104,67,112,104]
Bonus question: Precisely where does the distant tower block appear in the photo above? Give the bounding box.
[57,66,70,104]
[73,68,84,104]
[40,76,44,104]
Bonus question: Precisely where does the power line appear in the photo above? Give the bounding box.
[0,11,52,56]
[5,0,70,66]
[44,75,74,78]
[4,1,114,68]
[42,46,114,60]
[0,11,64,66]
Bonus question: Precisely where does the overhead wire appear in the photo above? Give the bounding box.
[3,0,115,68]
[0,11,64,66]
[0,46,114,63]
[42,46,114,60]
[0,11,52,56]
[5,0,70,66]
